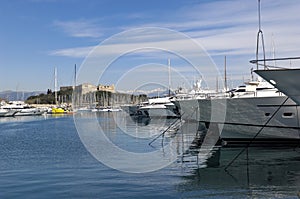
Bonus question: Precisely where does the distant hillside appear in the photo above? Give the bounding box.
[0,90,44,101]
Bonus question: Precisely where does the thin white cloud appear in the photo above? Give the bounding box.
[49,46,94,57]
[53,19,104,38]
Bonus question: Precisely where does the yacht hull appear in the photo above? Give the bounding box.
[140,107,179,118]
[256,69,300,105]
[138,104,179,118]
[0,110,18,117]
[14,108,45,116]
[174,96,300,140]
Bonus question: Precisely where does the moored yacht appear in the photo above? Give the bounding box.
[91,107,122,112]
[173,0,300,145]
[0,108,18,117]
[134,96,180,118]
[173,79,300,144]
[1,101,46,116]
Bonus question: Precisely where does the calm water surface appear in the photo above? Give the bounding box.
[0,112,300,198]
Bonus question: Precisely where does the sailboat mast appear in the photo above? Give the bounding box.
[168,58,171,96]
[74,64,77,88]
[73,64,77,107]
[224,56,228,91]
[271,34,277,67]
[216,76,219,93]
[54,67,57,105]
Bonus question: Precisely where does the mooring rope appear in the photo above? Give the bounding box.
[148,113,184,146]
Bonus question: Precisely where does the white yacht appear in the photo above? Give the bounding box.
[0,108,18,117]
[1,101,45,116]
[173,79,300,143]
[135,97,180,118]
[92,107,122,112]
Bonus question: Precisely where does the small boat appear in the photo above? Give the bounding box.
[50,107,68,114]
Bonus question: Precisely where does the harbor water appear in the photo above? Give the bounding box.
[0,112,300,198]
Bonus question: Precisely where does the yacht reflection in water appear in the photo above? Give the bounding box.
[171,120,300,198]
[175,146,300,198]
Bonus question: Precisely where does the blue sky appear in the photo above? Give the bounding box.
[1,0,300,92]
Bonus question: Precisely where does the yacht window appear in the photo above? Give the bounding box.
[256,87,270,91]
[265,113,270,117]
[235,89,246,92]
[282,112,294,118]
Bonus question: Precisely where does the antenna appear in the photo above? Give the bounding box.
[256,0,266,70]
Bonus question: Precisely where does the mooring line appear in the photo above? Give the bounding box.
[148,113,184,146]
